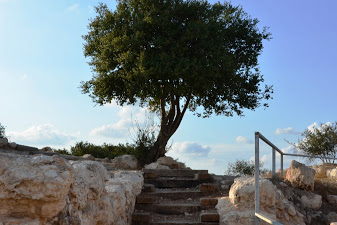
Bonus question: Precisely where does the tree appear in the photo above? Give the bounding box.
[0,123,6,139]
[81,0,273,164]
[291,122,337,164]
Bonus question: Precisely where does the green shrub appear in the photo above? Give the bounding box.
[70,141,135,159]
[53,148,71,155]
[226,159,265,176]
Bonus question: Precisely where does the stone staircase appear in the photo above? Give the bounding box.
[132,169,221,225]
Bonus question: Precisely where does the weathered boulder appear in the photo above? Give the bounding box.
[327,195,337,204]
[327,168,337,179]
[0,153,73,224]
[216,177,305,225]
[8,142,17,149]
[48,161,143,225]
[82,154,95,160]
[0,138,8,147]
[156,156,187,169]
[285,160,315,191]
[111,154,138,170]
[300,193,322,210]
[145,162,170,169]
[327,212,337,225]
[313,163,337,179]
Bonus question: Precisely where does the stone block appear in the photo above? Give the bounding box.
[200,213,219,222]
[200,198,218,206]
[136,196,155,204]
[199,184,215,192]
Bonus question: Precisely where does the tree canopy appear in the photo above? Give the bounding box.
[81,0,273,163]
[292,122,337,163]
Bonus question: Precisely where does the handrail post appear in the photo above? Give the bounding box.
[272,148,276,179]
[255,132,260,225]
[281,154,284,178]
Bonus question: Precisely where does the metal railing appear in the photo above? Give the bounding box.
[254,132,336,225]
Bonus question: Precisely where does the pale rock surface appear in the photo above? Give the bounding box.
[156,156,187,169]
[300,193,322,210]
[82,154,95,160]
[327,168,337,179]
[111,154,138,170]
[285,160,316,191]
[48,161,143,225]
[331,222,337,225]
[327,195,337,204]
[216,177,305,225]
[145,162,170,169]
[0,153,73,224]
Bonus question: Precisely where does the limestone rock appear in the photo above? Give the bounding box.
[8,142,17,149]
[300,193,322,210]
[145,162,170,169]
[0,153,73,223]
[327,195,337,204]
[285,160,315,191]
[216,177,305,225]
[331,222,337,225]
[327,168,337,179]
[41,147,53,152]
[327,212,337,224]
[156,156,187,169]
[0,138,8,147]
[111,154,138,170]
[82,154,95,160]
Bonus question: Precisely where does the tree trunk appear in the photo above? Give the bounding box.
[142,94,191,165]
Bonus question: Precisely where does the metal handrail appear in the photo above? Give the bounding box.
[254,132,337,225]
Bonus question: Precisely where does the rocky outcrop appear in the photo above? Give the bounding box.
[327,168,337,179]
[216,177,305,225]
[0,152,143,225]
[0,152,73,224]
[144,156,189,170]
[300,193,322,210]
[111,155,138,170]
[285,160,316,191]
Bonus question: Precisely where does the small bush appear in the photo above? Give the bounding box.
[226,159,265,176]
[53,148,71,155]
[70,141,135,159]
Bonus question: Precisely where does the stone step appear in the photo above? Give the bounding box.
[135,204,201,215]
[199,184,215,192]
[145,178,203,188]
[132,212,150,222]
[143,169,208,178]
[200,213,219,222]
[149,222,219,225]
[143,190,206,200]
[200,198,218,206]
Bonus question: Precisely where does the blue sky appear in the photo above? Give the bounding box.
[1,0,337,174]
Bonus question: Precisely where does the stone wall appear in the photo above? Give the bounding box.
[0,148,143,225]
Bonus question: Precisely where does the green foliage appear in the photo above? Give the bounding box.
[81,0,273,160]
[53,148,71,155]
[0,123,6,138]
[226,159,264,176]
[291,122,337,163]
[130,114,159,166]
[82,0,272,117]
[70,141,135,159]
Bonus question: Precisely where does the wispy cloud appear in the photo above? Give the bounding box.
[275,127,299,135]
[7,124,78,146]
[235,136,253,144]
[66,3,79,13]
[89,119,131,138]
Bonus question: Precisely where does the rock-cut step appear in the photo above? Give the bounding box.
[136,203,201,215]
[145,178,205,188]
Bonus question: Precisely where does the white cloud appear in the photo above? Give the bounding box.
[235,136,253,144]
[89,119,131,138]
[169,141,211,158]
[307,121,332,133]
[275,127,299,135]
[66,3,79,13]
[7,124,78,146]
